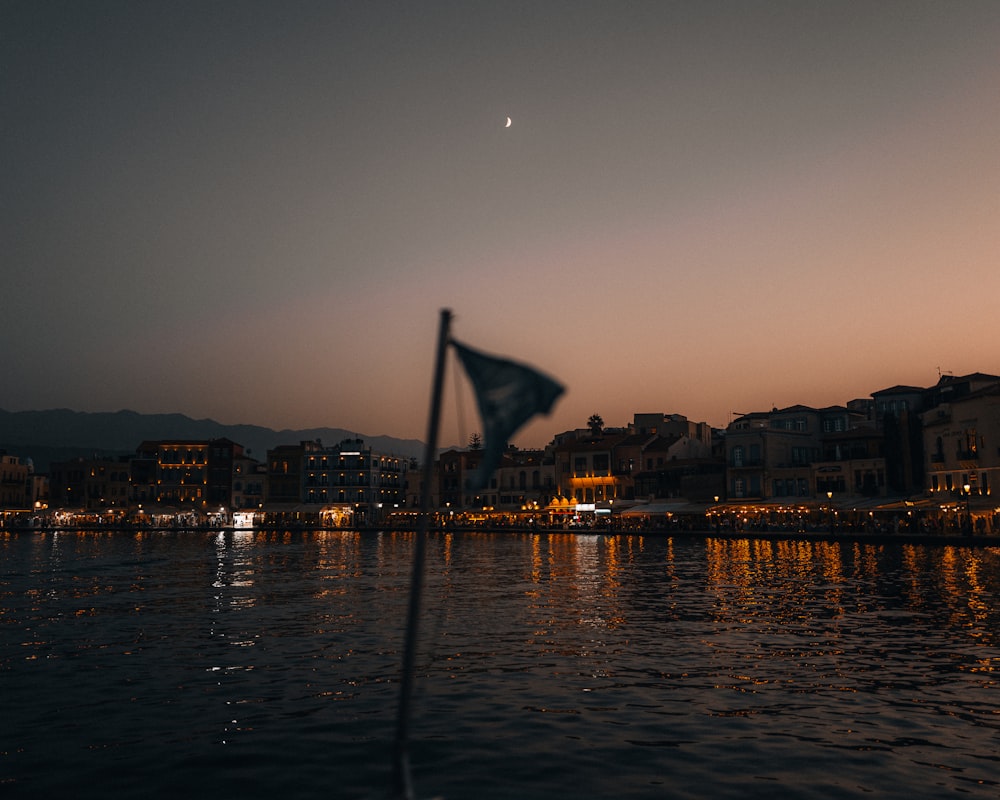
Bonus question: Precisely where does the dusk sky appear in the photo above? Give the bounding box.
[4,1,1000,448]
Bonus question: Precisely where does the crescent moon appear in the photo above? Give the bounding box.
[505,116,512,128]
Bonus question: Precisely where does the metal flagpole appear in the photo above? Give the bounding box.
[392,308,452,800]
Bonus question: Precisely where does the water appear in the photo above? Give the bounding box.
[2,530,999,799]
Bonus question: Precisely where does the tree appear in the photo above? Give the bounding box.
[468,432,482,450]
[587,414,604,437]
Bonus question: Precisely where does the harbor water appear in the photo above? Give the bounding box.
[2,529,999,798]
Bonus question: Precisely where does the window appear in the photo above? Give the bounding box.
[732,446,744,467]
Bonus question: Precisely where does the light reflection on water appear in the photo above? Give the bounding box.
[1,530,999,799]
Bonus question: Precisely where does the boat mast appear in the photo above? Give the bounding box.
[392,308,451,800]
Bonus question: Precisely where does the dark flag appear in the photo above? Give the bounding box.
[452,339,565,490]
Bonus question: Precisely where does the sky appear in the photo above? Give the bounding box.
[4,1,1000,448]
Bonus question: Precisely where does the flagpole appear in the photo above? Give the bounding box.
[392,308,452,800]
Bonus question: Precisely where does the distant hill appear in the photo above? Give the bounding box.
[0,408,426,472]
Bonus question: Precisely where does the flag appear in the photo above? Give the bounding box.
[452,339,564,490]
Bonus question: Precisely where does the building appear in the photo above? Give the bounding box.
[49,457,131,510]
[0,452,30,512]
[301,438,408,520]
[491,449,557,511]
[263,438,410,524]
[550,413,718,510]
[631,439,725,501]
[872,384,927,494]
[812,426,887,497]
[725,405,874,501]
[232,454,266,510]
[553,431,626,508]
[266,441,315,505]
[436,448,485,509]
[629,412,713,447]
[923,379,1000,503]
[132,438,247,510]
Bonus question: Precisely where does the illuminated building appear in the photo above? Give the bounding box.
[305,438,407,512]
[550,413,719,511]
[132,438,246,509]
[269,438,409,523]
[923,379,1000,503]
[491,449,557,510]
[554,431,626,508]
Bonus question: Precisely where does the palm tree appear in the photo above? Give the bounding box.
[587,414,604,437]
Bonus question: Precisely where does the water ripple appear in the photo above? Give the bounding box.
[1,531,999,798]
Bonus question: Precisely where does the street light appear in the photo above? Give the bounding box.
[713,495,720,534]
[827,491,834,533]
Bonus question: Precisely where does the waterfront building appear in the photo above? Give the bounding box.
[629,412,713,447]
[232,454,266,510]
[923,378,1000,507]
[631,445,725,502]
[266,441,315,505]
[437,447,485,509]
[132,438,246,510]
[872,384,928,494]
[491,449,557,511]
[301,439,409,523]
[424,446,558,513]
[49,456,131,510]
[812,425,887,498]
[0,452,30,513]
[269,438,411,524]
[27,470,48,513]
[404,460,437,511]
[206,438,244,509]
[551,413,719,511]
[725,405,873,501]
[553,430,627,508]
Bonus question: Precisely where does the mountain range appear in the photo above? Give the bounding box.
[0,408,427,472]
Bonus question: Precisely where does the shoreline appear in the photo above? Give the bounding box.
[4,524,998,548]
